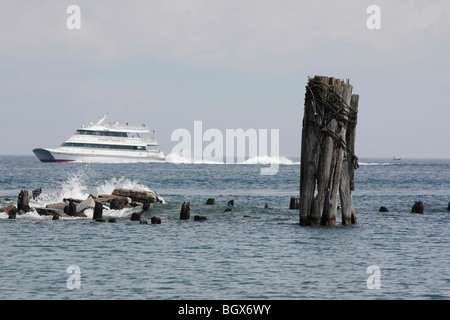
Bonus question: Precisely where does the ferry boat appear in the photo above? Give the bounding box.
[33,114,166,163]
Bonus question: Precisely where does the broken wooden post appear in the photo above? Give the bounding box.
[299,75,359,226]
[180,202,191,220]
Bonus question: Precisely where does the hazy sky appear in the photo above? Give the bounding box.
[1,0,449,159]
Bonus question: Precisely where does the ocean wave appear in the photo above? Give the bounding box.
[359,162,392,166]
[238,156,300,165]
[165,153,300,165]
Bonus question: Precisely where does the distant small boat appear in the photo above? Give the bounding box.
[393,155,401,160]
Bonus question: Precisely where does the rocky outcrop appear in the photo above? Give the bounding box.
[111,188,163,204]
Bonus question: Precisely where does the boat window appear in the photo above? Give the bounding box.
[76,130,127,137]
[63,142,146,151]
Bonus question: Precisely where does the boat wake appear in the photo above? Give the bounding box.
[165,153,300,165]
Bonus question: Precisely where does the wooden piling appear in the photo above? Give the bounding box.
[300,75,359,226]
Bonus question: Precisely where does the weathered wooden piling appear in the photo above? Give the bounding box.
[289,197,300,210]
[17,190,31,213]
[206,198,216,205]
[299,75,359,226]
[180,202,191,220]
[93,201,103,220]
[411,201,424,214]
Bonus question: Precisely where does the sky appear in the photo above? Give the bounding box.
[1,0,449,159]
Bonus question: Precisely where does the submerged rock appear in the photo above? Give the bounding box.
[206,198,216,205]
[194,215,207,221]
[379,206,389,212]
[130,212,142,221]
[411,201,424,214]
[151,216,161,224]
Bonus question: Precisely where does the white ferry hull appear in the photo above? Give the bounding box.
[33,147,166,163]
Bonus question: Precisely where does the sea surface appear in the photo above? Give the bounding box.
[0,155,449,300]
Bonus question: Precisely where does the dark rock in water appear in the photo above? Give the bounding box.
[411,201,424,214]
[66,200,77,216]
[194,215,207,221]
[108,218,117,223]
[180,202,190,220]
[32,188,42,200]
[379,206,389,212]
[222,208,232,213]
[8,208,18,219]
[447,202,450,211]
[93,201,103,220]
[130,212,142,221]
[227,200,234,206]
[52,214,59,220]
[139,220,148,224]
[72,212,87,218]
[17,190,31,213]
[3,204,17,214]
[206,198,216,205]
[143,200,151,211]
[95,218,106,222]
[110,198,128,210]
[264,203,271,209]
[151,216,161,224]
[35,208,61,216]
[289,197,300,209]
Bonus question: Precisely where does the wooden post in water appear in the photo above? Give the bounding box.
[300,75,359,226]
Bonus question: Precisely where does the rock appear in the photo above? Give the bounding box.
[227,200,234,206]
[206,198,216,205]
[2,204,17,214]
[93,201,103,220]
[46,203,68,210]
[8,208,18,219]
[180,202,190,220]
[71,212,87,218]
[411,201,424,214]
[112,188,162,204]
[110,198,128,210]
[264,203,271,209]
[194,215,207,221]
[151,216,161,224]
[52,214,59,220]
[143,200,151,211]
[289,197,300,209]
[32,188,42,200]
[108,218,117,223]
[222,208,232,213]
[379,206,389,212]
[35,208,61,216]
[17,190,31,213]
[95,218,106,222]
[139,220,148,224]
[65,201,77,216]
[76,196,95,212]
[130,212,142,221]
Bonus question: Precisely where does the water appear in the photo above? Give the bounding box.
[0,156,449,300]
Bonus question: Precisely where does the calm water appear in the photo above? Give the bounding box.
[0,156,449,300]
